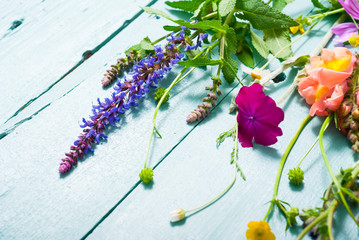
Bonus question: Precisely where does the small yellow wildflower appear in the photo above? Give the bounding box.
[348,34,359,48]
[246,221,276,240]
[290,24,304,35]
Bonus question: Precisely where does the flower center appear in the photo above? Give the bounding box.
[248,115,255,121]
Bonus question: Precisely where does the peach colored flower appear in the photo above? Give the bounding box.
[298,47,356,116]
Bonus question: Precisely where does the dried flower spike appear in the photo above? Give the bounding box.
[101,50,139,87]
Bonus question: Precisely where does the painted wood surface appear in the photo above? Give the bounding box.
[1,0,358,239]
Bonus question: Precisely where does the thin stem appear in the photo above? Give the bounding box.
[185,111,240,213]
[296,207,331,240]
[185,160,237,213]
[143,67,188,168]
[319,115,359,227]
[202,12,217,20]
[296,137,319,168]
[263,114,313,221]
[349,14,359,31]
[143,42,219,169]
[259,19,321,72]
[310,8,345,22]
[327,204,337,240]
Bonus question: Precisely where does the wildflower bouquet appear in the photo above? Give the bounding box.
[59,0,359,239]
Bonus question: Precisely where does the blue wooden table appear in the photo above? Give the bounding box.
[1,0,358,239]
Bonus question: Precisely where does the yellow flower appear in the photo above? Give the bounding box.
[290,24,304,35]
[348,34,359,48]
[246,221,276,240]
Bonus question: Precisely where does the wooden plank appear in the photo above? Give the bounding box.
[83,3,358,240]
[0,0,154,127]
[0,1,352,240]
[0,1,222,239]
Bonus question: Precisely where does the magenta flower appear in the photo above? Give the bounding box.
[332,22,357,43]
[338,0,359,20]
[235,83,284,148]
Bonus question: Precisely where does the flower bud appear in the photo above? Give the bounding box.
[352,108,359,120]
[350,120,359,131]
[288,167,304,185]
[139,168,154,184]
[348,130,358,143]
[169,208,186,222]
[337,100,352,117]
[154,87,170,103]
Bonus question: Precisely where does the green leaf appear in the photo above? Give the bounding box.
[250,29,269,58]
[263,28,293,60]
[273,0,287,11]
[177,19,229,32]
[222,57,238,83]
[178,57,222,67]
[141,7,174,22]
[185,49,201,60]
[311,0,329,10]
[125,43,141,54]
[235,0,298,30]
[236,42,254,68]
[140,37,154,51]
[219,0,236,17]
[163,25,182,31]
[281,55,310,68]
[165,0,203,13]
[225,28,237,54]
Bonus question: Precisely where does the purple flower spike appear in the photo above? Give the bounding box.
[59,31,193,174]
[339,0,359,20]
[235,83,284,148]
[332,22,358,43]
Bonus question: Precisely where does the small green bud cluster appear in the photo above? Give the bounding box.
[139,167,153,184]
[154,87,170,103]
[288,167,304,185]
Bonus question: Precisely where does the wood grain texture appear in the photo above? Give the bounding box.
[1,0,358,239]
[0,0,154,131]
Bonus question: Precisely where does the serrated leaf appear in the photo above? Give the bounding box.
[222,57,238,83]
[192,1,206,19]
[250,29,269,58]
[165,0,203,13]
[236,42,254,68]
[177,19,229,32]
[178,57,222,67]
[235,0,298,30]
[226,28,237,54]
[263,28,293,60]
[273,0,287,11]
[141,7,174,22]
[311,0,328,10]
[219,0,236,17]
[140,37,154,51]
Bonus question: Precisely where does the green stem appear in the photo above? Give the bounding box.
[319,115,359,227]
[296,207,331,240]
[327,203,337,240]
[185,162,237,213]
[259,19,321,72]
[143,41,219,169]
[310,8,345,22]
[349,14,359,31]
[263,114,313,221]
[202,12,217,20]
[296,137,318,168]
[185,111,240,213]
